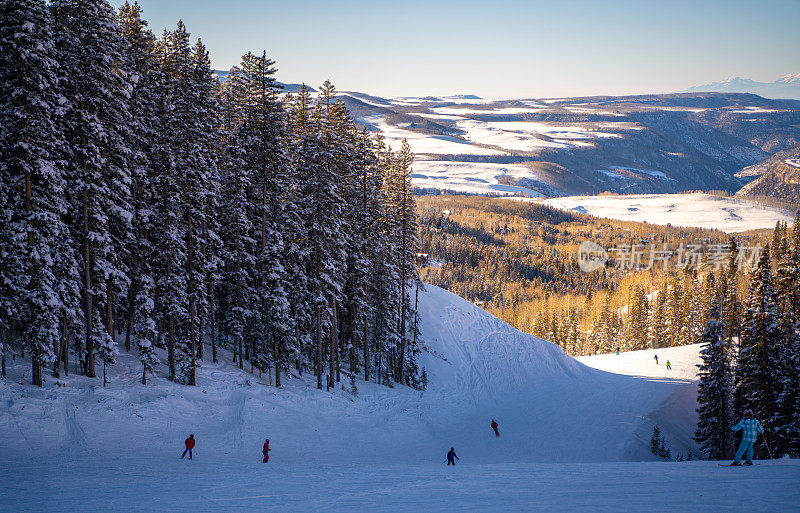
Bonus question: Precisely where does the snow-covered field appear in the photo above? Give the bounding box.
[2,285,798,512]
[577,344,702,381]
[411,160,546,196]
[539,193,793,232]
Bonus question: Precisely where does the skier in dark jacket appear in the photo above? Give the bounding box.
[654,354,658,365]
[447,447,459,465]
[181,434,195,459]
[491,419,500,437]
[262,439,271,463]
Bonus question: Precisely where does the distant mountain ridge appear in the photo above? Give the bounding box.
[212,70,312,93]
[686,73,800,100]
[736,143,800,203]
[329,91,800,197]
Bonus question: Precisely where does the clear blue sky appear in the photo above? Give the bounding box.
[109,0,800,98]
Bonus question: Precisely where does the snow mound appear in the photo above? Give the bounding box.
[0,284,697,465]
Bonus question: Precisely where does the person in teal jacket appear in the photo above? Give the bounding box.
[730,409,764,466]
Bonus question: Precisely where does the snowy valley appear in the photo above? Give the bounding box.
[335,91,800,198]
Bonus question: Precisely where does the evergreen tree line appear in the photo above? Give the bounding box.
[695,213,800,459]
[536,264,728,357]
[0,0,424,390]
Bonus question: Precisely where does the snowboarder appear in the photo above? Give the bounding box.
[181,434,195,460]
[665,360,671,370]
[730,410,764,466]
[654,354,658,365]
[447,447,459,465]
[615,347,620,355]
[262,438,271,463]
[491,419,500,437]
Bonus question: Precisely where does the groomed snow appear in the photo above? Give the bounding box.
[576,344,702,381]
[3,285,797,511]
[538,193,794,233]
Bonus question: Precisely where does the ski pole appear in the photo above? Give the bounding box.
[763,431,774,460]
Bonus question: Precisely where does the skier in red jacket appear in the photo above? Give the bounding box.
[262,438,271,463]
[181,434,195,459]
[491,419,500,437]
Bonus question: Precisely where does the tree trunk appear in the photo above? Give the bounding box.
[316,295,323,390]
[398,252,407,384]
[210,280,217,364]
[189,297,196,386]
[363,318,369,382]
[61,320,69,377]
[197,314,204,362]
[106,277,114,338]
[188,214,196,386]
[83,187,95,378]
[26,162,43,387]
[328,300,337,390]
[1,324,6,378]
[274,332,281,388]
[32,360,42,387]
[52,330,60,378]
[125,269,134,352]
[168,313,175,382]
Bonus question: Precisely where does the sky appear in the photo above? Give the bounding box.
[109,0,800,98]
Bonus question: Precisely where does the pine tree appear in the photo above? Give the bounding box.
[694,297,734,459]
[665,275,682,346]
[389,140,420,384]
[774,211,800,456]
[736,244,783,458]
[52,0,134,379]
[1,0,75,385]
[648,290,667,349]
[117,1,160,383]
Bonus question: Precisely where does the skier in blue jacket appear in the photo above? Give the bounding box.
[730,409,764,466]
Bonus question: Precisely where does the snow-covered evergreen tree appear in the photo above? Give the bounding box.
[117,1,160,383]
[736,244,783,458]
[695,296,734,459]
[1,0,74,385]
[774,211,800,456]
[51,0,134,379]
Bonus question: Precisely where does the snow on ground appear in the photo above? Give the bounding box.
[3,459,799,513]
[3,285,797,511]
[363,115,503,156]
[412,160,546,196]
[785,158,800,168]
[576,344,702,381]
[539,193,793,232]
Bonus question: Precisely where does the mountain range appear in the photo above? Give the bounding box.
[685,73,800,100]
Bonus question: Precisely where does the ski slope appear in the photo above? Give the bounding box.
[2,285,798,511]
[539,193,793,232]
[576,344,703,381]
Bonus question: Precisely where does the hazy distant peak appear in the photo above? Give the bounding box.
[685,73,800,100]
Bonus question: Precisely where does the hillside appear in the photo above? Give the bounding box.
[334,91,800,196]
[736,145,800,202]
